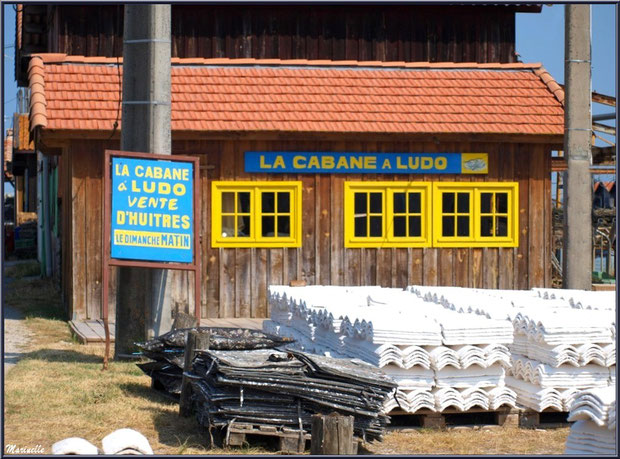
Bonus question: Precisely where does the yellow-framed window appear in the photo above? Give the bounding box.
[344,182,431,248]
[433,182,518,247]
[211,181,302,248]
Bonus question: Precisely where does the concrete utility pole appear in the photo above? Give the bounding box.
[115,4,172,358]
[563,4,592,290]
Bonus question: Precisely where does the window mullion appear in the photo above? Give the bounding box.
[491,192,497,237]
[383,190,388,241]
[473,190,480,241]
[365,193,370,238]
[252,188,259,242]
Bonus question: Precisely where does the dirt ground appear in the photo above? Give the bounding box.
[3,274,34,377]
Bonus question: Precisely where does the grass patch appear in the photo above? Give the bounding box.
[366,426,569,455]
[2,277,270,455]
[4,278,64,321]
[3,321,269,454]
[4,277,569,455]
[4,261,41,279]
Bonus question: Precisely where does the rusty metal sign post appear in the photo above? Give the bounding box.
[102,150,201,369]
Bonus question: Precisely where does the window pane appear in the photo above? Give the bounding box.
[457,193,469,213]
[369,193,382,213]
[370,216,382,236]
[480,216,493,237]
[262,216,275,237]
[394,216,406,237]
[354,216,367,237]
[409,192,421,213]
[409,216,421,237]
[496,193,508,214]
[222,216,235,237]
[457,216,469,236]
[442,192,455,213]
[239,192,251,213]
[496,216,508,237]
[262,192,275,213]
[442,216,454,237]
[481,193,492,214]
[222,192,236,213]
[354,193,366,214]
[239,215,251,237]
[277,216,290,237]
[277,192,290,213]
[393,192,406,213]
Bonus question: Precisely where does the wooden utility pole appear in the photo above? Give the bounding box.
[310,414,356,455]
[179,330,210,417]
[563,4,592,290]
[115,5,172,358]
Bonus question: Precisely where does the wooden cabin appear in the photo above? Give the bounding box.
[16,4,564,321]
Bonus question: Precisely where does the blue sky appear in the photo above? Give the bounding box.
[2,3,617,194]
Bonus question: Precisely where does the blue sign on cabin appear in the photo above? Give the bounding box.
[245,152,488,174]
[110,157,194,263]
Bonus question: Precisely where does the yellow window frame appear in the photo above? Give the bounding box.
[432,182,519,248]
[211,181,302,248]
[344,182,432,248]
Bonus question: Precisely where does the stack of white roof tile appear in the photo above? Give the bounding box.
[268,285,518,414]
[565,421,617,455]
[407,285,616,414]
[434,365,506,389]
[512,309,614,345]
[430,308,514,345]
[565,386,616,455]
[534,288,616,310]
[384,389,437,413]
[567,386,616,427]
[511,333,615,368]
[382,366,435,390]
[510,355,613,388]
[505,376,566,411]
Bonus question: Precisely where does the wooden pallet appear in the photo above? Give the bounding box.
[388,407,520,429]
[223,423,360,454]
[518,409,570,428]
[224,423,311,453]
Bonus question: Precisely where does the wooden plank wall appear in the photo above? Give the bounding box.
[51,5,516,63]
[65,138,552,321]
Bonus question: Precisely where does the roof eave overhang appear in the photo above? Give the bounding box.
[38,129,564,147]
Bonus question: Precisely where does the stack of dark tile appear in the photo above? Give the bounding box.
[189,349,397,442]
[136,327,295,397]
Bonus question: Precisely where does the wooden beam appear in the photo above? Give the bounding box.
[551,157,567,172]
[558,85,616,107]
[592,91,616,107]
[590,166,616,174]
[593,122,616,136]
[40,129,565,146]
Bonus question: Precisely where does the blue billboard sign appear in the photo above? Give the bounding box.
[110,157,194,263]
[245,152,488,174]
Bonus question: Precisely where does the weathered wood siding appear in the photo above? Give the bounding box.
[63,138,551,320]
[52,5,516,63]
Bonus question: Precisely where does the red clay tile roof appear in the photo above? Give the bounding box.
[593,181,616,193]
[28,54,565,137]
